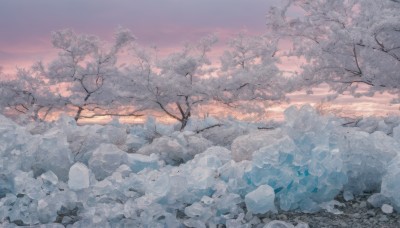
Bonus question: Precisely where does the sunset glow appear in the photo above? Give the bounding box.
[1,0,399,123]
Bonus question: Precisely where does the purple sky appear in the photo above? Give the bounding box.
[1,0,398,116]
[0,0,280,73]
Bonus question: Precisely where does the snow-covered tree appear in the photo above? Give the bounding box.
[37,28,140,121]
[267,0,400,101]
[213,33,292,113]
[0,67,64,121]
[129,35,218,130]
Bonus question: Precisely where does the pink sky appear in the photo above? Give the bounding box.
[0,0,280,74]
[1,0,398,118]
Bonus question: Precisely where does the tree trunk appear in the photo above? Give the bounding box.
[74,106,84,121]
[179,111,191,131]
[74,94,91,122]
[180,117,188,131]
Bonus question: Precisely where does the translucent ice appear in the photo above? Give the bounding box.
[245,185,275,214]
[137,136,186,165]
[264,220,295,228]
[0,174,13,198]
[127,153,159,173]
[380,156,400,211]
[124,134,147,153]
[68,162,90,190]
[1,105,400,227]
[231,129,284,162]
[88,144,128,180]
[343,191,354,201]
[367,193,390,208]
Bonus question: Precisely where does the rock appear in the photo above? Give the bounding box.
[295,222,309,228]
[264,220,295,228]
[359,201,367,208]
[366,209,376,217]
[381,204,393,214]
[378,215,389,222]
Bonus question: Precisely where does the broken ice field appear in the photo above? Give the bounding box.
[1,105,400,227]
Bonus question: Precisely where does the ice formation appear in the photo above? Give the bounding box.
[0,105,400,227]
[245,185,276,214]
[68,163,90,190]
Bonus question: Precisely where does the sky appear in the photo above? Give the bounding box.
[0,0,280,73]
[0,0,398,118]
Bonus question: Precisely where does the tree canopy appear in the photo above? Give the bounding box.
[267,0,400,101]
[0,30,292,128]
[1,0,399,127]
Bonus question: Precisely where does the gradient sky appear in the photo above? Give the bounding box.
[0,0,280,73]
[1,0,398,117]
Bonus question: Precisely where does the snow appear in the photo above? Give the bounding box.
[0,105,400,226]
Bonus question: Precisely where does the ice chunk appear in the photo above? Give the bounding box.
[188,167,215,190]
[231,129,284,161]
[393,125,400,142]
[145,171,170,200]
[202,122,249,148]
[174,131,214,158]
[40,171,58,186]
[193,146,232,170]
[0,174,13,198]
[184,202,212,221]
[101,124,127,146]
[13,170,45,200]
[137,136,185,165]
[127,153,159,173]
[203,146,232,163]
[264,220,295,228]
[319,200,344,214]
[367,193,390,208]
[381,156,400,211]
[124,134,147,153]
[8,195,40,225]
[356,117,379,133]
[40,171,59,193]
[88,144,128,180]
[338,129,398,194]
[245,185,275,214]
[68,162,90,190]
[184,219,207,228]
[32,133,74,181]
[343,191,354,201]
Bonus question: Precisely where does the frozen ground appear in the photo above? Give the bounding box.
[1,105,400,227]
